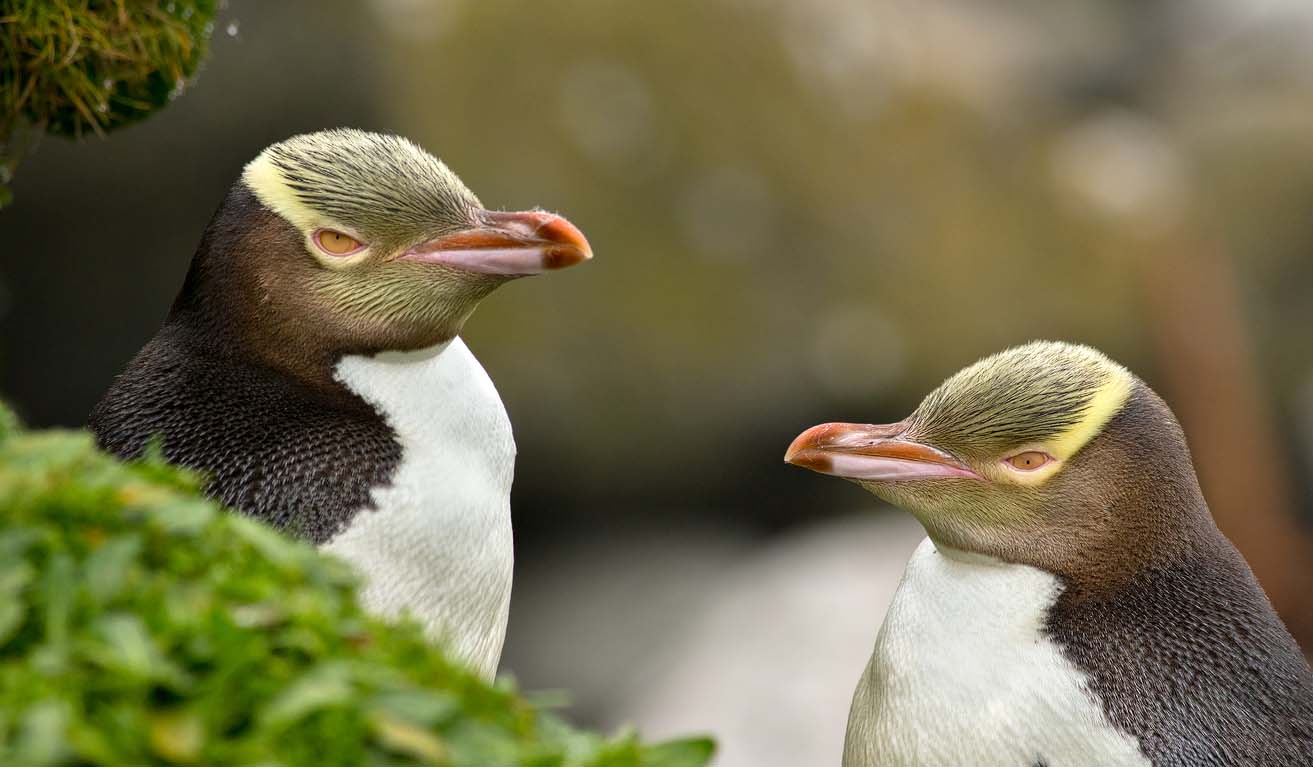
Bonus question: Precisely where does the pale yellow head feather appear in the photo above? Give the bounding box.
[910,341,1134,487]
[239,129,479,258]
[242,150,325,234]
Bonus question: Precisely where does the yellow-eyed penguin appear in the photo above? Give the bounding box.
[90,129,592,679]
[785,341,1313,766]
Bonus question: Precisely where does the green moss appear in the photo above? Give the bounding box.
[0,407,714,767]
[0,0,219,206]
[0,0,217,137]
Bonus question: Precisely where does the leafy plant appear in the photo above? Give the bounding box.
[0,407,714,767]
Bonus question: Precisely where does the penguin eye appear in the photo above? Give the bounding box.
[313,229,366,256]
[1005,451,1052,471]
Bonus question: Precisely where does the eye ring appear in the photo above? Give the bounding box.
[1004,451,1053,471]
[313,228,366,257]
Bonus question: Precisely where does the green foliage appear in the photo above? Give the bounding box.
[0,407,714,767]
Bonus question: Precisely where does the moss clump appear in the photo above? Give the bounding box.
[0,1,217,138]
[0,1,219,206]
[0,409,714,767]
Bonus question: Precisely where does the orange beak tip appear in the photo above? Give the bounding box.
[534,213,593,265]
[543,242,591,270]
[783,448,832,474]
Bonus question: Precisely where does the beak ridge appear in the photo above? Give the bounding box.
[784,422,980,481]
[401,208,593,275]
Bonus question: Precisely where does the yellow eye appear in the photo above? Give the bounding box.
[1006,451,1051,471]
[314,229,365,256]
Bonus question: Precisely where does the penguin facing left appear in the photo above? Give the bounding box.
[90,129,593,679]
[785,341,1313,766]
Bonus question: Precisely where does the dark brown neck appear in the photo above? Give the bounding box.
[1042,382,1220,598]
[173,184,465,400]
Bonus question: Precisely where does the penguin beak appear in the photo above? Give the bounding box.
[784,422,981,481]
[399,209,593,275]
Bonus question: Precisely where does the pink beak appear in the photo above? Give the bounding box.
[784,422,981,481]
[399,209,593,275]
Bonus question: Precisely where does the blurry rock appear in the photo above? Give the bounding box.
[620,512,922,767]
[503,511,924,767]
[501,522,753,720]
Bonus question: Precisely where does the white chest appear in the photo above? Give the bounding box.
[325,337,515,679]
[844,538,1149,767]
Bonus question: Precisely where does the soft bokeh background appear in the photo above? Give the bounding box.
[4,1,1313,764]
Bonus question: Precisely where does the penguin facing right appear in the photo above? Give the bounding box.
[90,129,592,678]
[785,341,1313,766]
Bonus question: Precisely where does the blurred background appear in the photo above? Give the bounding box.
[4,1,1313,764]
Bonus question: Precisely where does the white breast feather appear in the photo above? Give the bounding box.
[844,538,1150,767]
[326,337,515,680]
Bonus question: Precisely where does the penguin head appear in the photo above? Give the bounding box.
[786,342,1208,571]
[178,129,591,377]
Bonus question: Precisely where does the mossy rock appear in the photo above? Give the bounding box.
[0,407,714,767]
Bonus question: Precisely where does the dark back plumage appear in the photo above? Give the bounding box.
[89,320,400,543]
[1050,538,1313,765]
[1040,387,1313,763]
